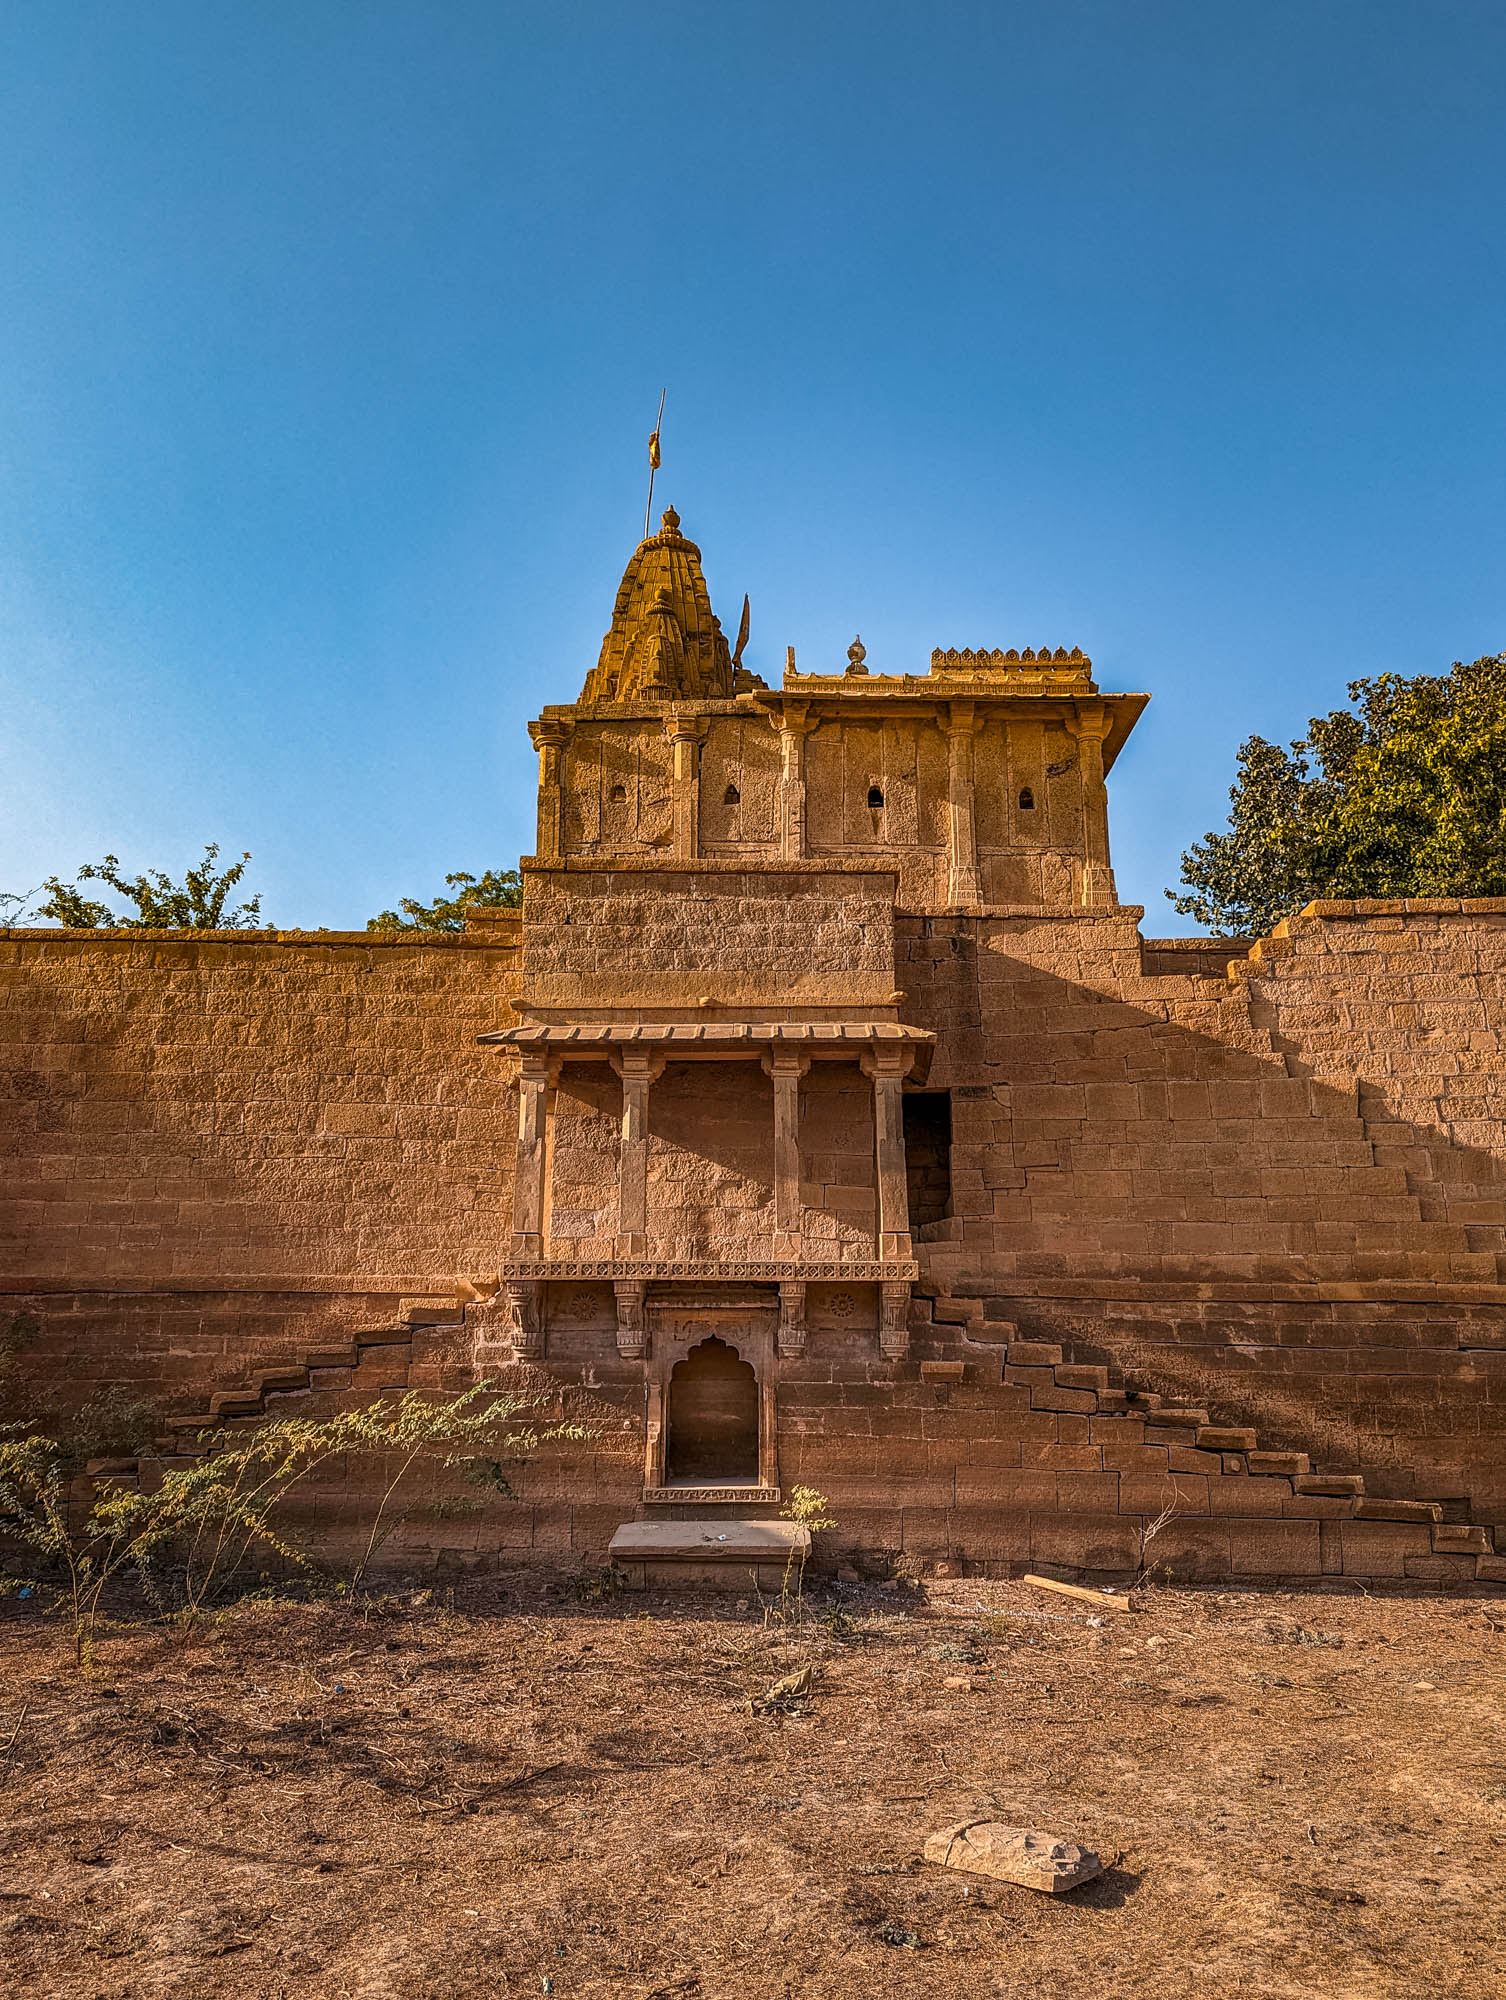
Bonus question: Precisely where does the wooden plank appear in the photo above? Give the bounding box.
[1022,1572,1134,1612]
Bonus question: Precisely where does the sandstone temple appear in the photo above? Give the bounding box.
[4,507,1505,1588]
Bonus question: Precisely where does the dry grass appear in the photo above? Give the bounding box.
[0,1573,1503,1998]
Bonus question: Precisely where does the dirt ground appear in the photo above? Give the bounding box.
[0,1572,1502,2000]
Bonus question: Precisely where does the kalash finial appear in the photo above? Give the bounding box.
[659,505,681,536]
[846,634,869,676]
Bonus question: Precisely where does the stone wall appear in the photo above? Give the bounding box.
[1,927,520,1403]
[4,899,1504,1570]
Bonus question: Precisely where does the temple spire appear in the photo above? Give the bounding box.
[580,507,734,704]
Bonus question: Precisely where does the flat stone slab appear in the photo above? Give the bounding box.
[610,1520,809,1561]
[609,1519,810,1591]
[923,1821,1103,1894]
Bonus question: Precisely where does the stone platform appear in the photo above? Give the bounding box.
[608,1519,810,1591]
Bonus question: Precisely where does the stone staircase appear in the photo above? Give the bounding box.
[922,1303,1504,1584]
[79,1293,1506,1587]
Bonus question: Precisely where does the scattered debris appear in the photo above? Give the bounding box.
[749,1664,815,1715]
[873,1916,925,1948]
[1022,1574,1132,1613]
[923,1820,1104,1894]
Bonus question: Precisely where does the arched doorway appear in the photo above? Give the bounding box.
[665,1336,759,1484]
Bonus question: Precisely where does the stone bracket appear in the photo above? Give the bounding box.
[778,1279,807,1358]
[505,1278,544,1359]
[614,1278,648,1360]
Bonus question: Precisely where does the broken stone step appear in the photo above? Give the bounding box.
[1248,1450,1310,1476]
[1094,1389,1132,1414]
[1197,1426,1259,1452]
[1006,1341,1064,1368]
[1352,1498,1444,1524]
[255,1368,312,1392]
[1431,1524,1491,1554]
[1294,1474,1366,1497]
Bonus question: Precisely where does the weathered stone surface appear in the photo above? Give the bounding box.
[3,505,1505,1580]
[923,1821,1103,1893]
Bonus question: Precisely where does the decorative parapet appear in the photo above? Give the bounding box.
[931,646,1091,673]
[498,1258,919,1283]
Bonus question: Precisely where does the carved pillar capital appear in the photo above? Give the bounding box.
[768,700,816,859]
[664,711,707,860]
[528,716,573,864]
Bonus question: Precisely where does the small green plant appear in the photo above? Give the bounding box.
[769,1485,837,1625]
[0,1383,589,1665]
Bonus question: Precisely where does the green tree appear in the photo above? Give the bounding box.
[366,867,523,934]
[38,845,266,930]
[1170,654,1506,937]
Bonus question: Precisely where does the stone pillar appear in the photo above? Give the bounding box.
[512,1052,553,1255]
[762,1049,809,1258]
[528,718,572,865]
[666,713,707,862]
[861,1047,913,1261]
[505,1279,544,1359]
[945,700,982,909]
[778,1280,807,1358]
[1068,702,1117,907]
[613,1051,665,1258]
[772,701,813,860]
[880,1279,911,1362]
[613,1279,648,1360]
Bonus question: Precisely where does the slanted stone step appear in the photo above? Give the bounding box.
[209,1391,263,1417]
[608,1518,809,1592]
[1295,1474,1365,1498]
[1006,1341,1064,1369]
[1056,1365,1110,1393]
[1353,1498,1444,1525]
[1248,1450,1310,1477]
[256,1368,312,1393]
[1197,1426,1259,1452]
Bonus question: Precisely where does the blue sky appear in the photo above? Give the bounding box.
[2,2,1503,931]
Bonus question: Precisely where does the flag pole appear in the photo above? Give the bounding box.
[644,387,666,538]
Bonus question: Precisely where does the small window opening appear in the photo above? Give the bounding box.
[723,783,740,805]
[1018,786,1035,811]
[867,784,885,809]
[903,1090,952,1230]
[609,783,627,802]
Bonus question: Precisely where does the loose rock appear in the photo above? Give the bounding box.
[922,1821,1103,1894]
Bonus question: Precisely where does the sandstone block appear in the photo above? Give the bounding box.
[1006,1341,1064,1368]
[922,1822,1102,1894]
